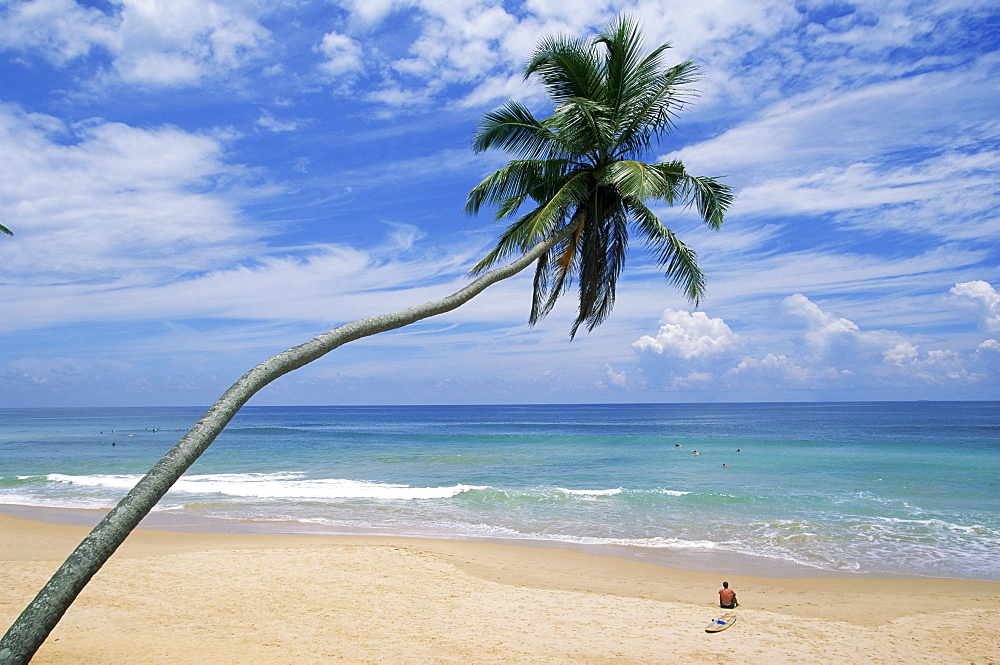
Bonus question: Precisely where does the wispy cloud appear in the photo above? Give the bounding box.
[1,0,273,87]
[1,0,997,405]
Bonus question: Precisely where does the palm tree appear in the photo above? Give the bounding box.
[466,15,732,337]
[0,16,732,664]
[0,223,11,236]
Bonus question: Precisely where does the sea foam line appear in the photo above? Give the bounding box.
[45,473,485,501]
[556,487,622,497]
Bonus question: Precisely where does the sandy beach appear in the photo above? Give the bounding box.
[2,514,998,664]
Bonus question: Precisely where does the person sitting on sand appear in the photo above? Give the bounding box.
[719,581,738,609]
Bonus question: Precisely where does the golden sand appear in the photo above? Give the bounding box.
[2,514,997,664]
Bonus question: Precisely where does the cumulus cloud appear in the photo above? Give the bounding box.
[632,309,739,359]
[629,288,996,397]
[312,1,652,109]
[317,31,364,78]
[728,353,841,384]
[630,308,741,393]
[883,342,918,367]
[882,342,978,382]
[602,364,627,388]
[783,293,862,352]
[767,291,996,388]
[951,281,1000,332]
[979,339,1000,354]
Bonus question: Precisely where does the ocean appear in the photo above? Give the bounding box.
[1,402,997,581]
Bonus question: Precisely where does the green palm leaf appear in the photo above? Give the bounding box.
[628,200,707,303]
[472,101,564,159]
[471,171,592,273]
[525,35,602,104]
[468,14,734,335]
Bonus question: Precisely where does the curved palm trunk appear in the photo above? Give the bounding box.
[0,226,574,665]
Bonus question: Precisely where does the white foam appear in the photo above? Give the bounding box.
[48,473,140,489]
[556,487,622,497]
[45,472,487,501]
[553,535,722,549]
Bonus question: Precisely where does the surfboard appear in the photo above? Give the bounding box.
[705,611,737,632]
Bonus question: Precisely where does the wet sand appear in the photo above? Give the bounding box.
[2,513,997,664]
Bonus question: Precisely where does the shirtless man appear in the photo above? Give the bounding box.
[718,581,738,609]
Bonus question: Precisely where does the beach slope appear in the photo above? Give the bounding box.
[2,515,997,664]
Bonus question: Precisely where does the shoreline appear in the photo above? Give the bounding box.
[0,503,945,581]
[3,512,999,663]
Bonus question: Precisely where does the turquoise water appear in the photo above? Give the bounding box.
[1,402,997,580]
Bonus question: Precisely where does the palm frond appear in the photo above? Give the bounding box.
[679,174,734,230]
[570,188,628,337]
[525,35,603,104]
[468,16,732,336]
[596,15,648,114]
[628,201,707,303]
[551,97,616,157]
[465,159,571,217]
[470,172,593,273]
[0,223,11,236]
[613,60,701,157]
[603,160,678,201]
[471,100,564,159]
[530,217,583,324]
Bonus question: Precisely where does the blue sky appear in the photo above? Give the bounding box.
[1,0,997,407]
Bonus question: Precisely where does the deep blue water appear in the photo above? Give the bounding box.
[1,402,997,580]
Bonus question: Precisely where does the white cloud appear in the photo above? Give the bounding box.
[2,1,997,404]
[784,293,860,351]
[728,353,835,384]
[668,56,998,244]
[338,0,399,27]
[628,288,995,397]
[602,364,627,387]
[0,103,265,289]
[881,342,977,383]
[0,0,272,86]
[113,1,272,85]
[285,0,994,120]
[317,31,364,78]
[669,370,714,389]
[979,339,1000,354]
[0,0,114,64]
[951,281,1000,332]
[256,111,302,133]
[632,309,739,358]
[883,342,919,367]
